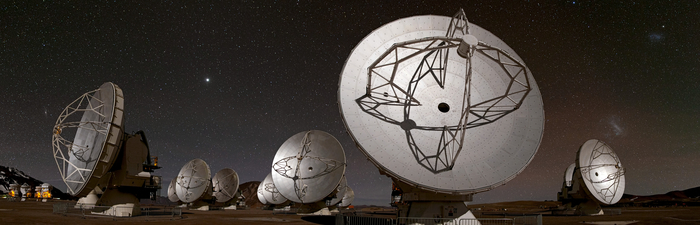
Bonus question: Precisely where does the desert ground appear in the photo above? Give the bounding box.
[2,199,700,225]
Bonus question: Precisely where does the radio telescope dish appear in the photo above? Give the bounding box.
[329,176,348,206]
[257,180,268,205]
[337,9,544,194]
[339,186,354,207]
[564,163,576,187]
[167,179,180,202]
[272,130,346,203]
[52,82,124,197]
[577,139,625,205]
[52,82,162,217]
[212,168,240,203]
[261,173,287,204]
[176,159,212,203]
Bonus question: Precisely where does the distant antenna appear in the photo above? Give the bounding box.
[328,176,348,206]
[564,163,576,187]
[339,186,354,208]
[52,82,162,216]
[257,180,269,205]
[271,130,346,204]
[212,168,240,203]
[557,139,625,215]
[337,9,544,220]
[175,159,212,205]
[167,179,180,203]
[261,173,287,205]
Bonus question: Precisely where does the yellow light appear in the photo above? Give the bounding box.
[10,190,16,197]
[42,192,52,198]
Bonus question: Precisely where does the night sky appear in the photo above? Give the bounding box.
[1,1,699,206]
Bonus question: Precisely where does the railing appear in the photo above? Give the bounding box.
[341,215,542,225]
[603,208,621,215]
[52,203,182,220]
[272,207,298,214]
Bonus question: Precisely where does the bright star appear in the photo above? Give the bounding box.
[206,78,210,82]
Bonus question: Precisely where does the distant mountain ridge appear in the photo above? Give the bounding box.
[0,165,71,199]
[614,186,700,206]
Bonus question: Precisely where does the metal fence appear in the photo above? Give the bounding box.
[52,203,182,220]
[602,208,621,215]
[341,215,542,225]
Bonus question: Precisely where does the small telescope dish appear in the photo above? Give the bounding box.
[577,139,625,205]
[176,158,212,203]
[339,186,354,207]
[564,163,576,187]
[328,176,348,206]
[557,139,625,215]
[167,179,180,202]
[271,130,346,203]
[212,168,240,203]
[257,180,269,205]
[261,173,287,205]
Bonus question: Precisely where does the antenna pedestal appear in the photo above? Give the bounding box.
[557,178,604,215]
[392,179,477,221]
[295,201,331,215]
[91,188,142,217]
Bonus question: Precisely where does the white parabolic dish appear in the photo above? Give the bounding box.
[329,176,348,206]
[338,14,544,194]
[339,186,354,207]
[564,163,576,187]
[176,158,212,203]
[167,179,179,202]
[271,130,346,203]
[212,168,239,203]
[577,139,625,205]
[257,179,269,205]
[52,82,124,197]
[261,173,287,205]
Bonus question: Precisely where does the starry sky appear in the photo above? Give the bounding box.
[1,1,699,206]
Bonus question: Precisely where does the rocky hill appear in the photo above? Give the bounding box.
[240,181,263,208]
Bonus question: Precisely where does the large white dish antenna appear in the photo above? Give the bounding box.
[271,130,347,203]
[212,168,240,203]
[261,173,287,204]
[339,186,354,207]
[167,179,179,202]
[338,10,544,194]
[564,163,576,187]
[176,159,212,203]
[52,82,124,197]
[577,139,625,205]
[329,176,348,206]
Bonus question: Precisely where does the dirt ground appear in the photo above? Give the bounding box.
[3,199,700,225]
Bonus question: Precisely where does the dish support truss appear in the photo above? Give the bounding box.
[580,141,625,204]
[272,131,345,203]
[52,85,123,196]
[356,9,532,173]
[264,182,284,203]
